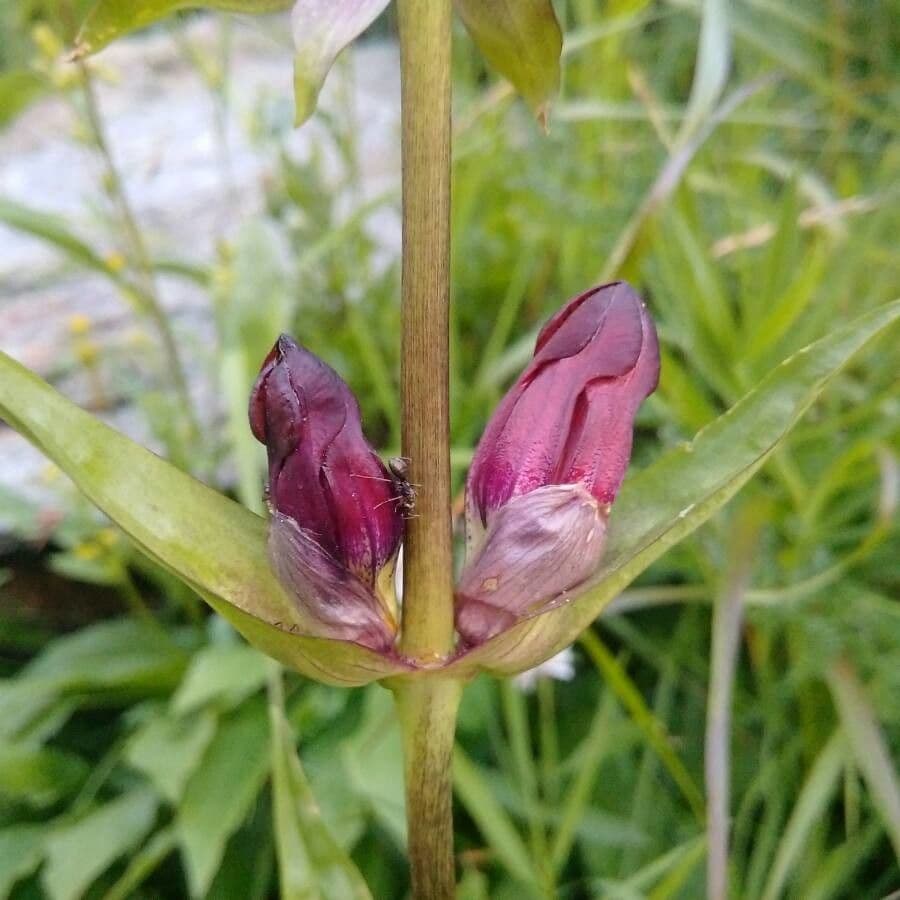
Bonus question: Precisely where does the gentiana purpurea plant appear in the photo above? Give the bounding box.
[248,282,660,668]
[1,1,899,898]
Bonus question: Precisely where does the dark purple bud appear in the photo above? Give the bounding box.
[467,281,660,530]
[456,485,607,645]
[250,335,402,650]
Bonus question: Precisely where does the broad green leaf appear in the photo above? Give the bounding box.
[177,697,271,897]
[171,644,269,715]
[100,827,178,900]
[268,670,372,900]
[0,741,88,808]
[0,620,187,741]
[291,0,391,127]
[125,710,217,804]
[446,299,900,676]
[0,825,45,899]
[0,352,407,686]
[455,0,562,125]
[75,0,293,57]
[42,788,159,900]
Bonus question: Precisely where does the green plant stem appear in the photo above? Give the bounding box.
[393,678,463,900]
[396,0,455,662]
[77,61,200,446]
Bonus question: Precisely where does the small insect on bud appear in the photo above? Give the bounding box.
[250,335,403,651]
[457,282,660,645]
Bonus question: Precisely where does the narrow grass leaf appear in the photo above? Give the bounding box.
[267,670,372,900]
[826,659,900,860]
[453,747,538,887]
[760,731,844,900]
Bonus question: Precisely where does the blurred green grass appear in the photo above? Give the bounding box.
[0,1,898,897]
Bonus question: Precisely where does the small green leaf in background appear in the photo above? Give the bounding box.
[171,644,269,715]
[177,697,271,897]
[42,788,159,900]
[0,741,88,808]
[341,688,407,849]
[75,0,293,57]
[0,619,188,741]
[268,668,373,900]
[0,825,45,899]
[291,0,391,126]
[125,711,218,805]
[454,0,562,125]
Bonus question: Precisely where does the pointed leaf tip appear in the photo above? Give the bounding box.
[455,0,562,124]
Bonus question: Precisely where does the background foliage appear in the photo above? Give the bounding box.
[0,0,898,897]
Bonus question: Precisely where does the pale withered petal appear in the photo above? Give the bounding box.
[269,513,396,652]
[456,484,608,645]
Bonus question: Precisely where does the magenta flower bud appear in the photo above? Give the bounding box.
[468,281,660,528]
[458,281,659,645]
[250,335,403,651]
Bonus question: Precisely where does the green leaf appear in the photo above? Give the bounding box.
[680,0,731,138]
[0,352,406,686]
[171,644,269,715]
[447,299,900,676]
[0,620,187,741]
[0,741,88,808]
[0,825,45,900]
[826,660,900,859]
[177,697,271,897]
[291,0,391,127]
[75,0,293,57]
[759,732,844,900]
[125,710,218,804]
[0,198,117,274]
[455,0,562,125]
[452,748,537,884]
[42,788,159,900]
[268,670,373,900]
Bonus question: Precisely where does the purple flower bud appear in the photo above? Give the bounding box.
[457,282,659,645]
[468,281,660,528]
[250,335,402,650]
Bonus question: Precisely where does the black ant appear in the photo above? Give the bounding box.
[386,456,417,517]
[341,457,418,517]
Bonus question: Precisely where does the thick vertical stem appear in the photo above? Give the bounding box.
[396,0,455,661]
[395,678,463,899]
